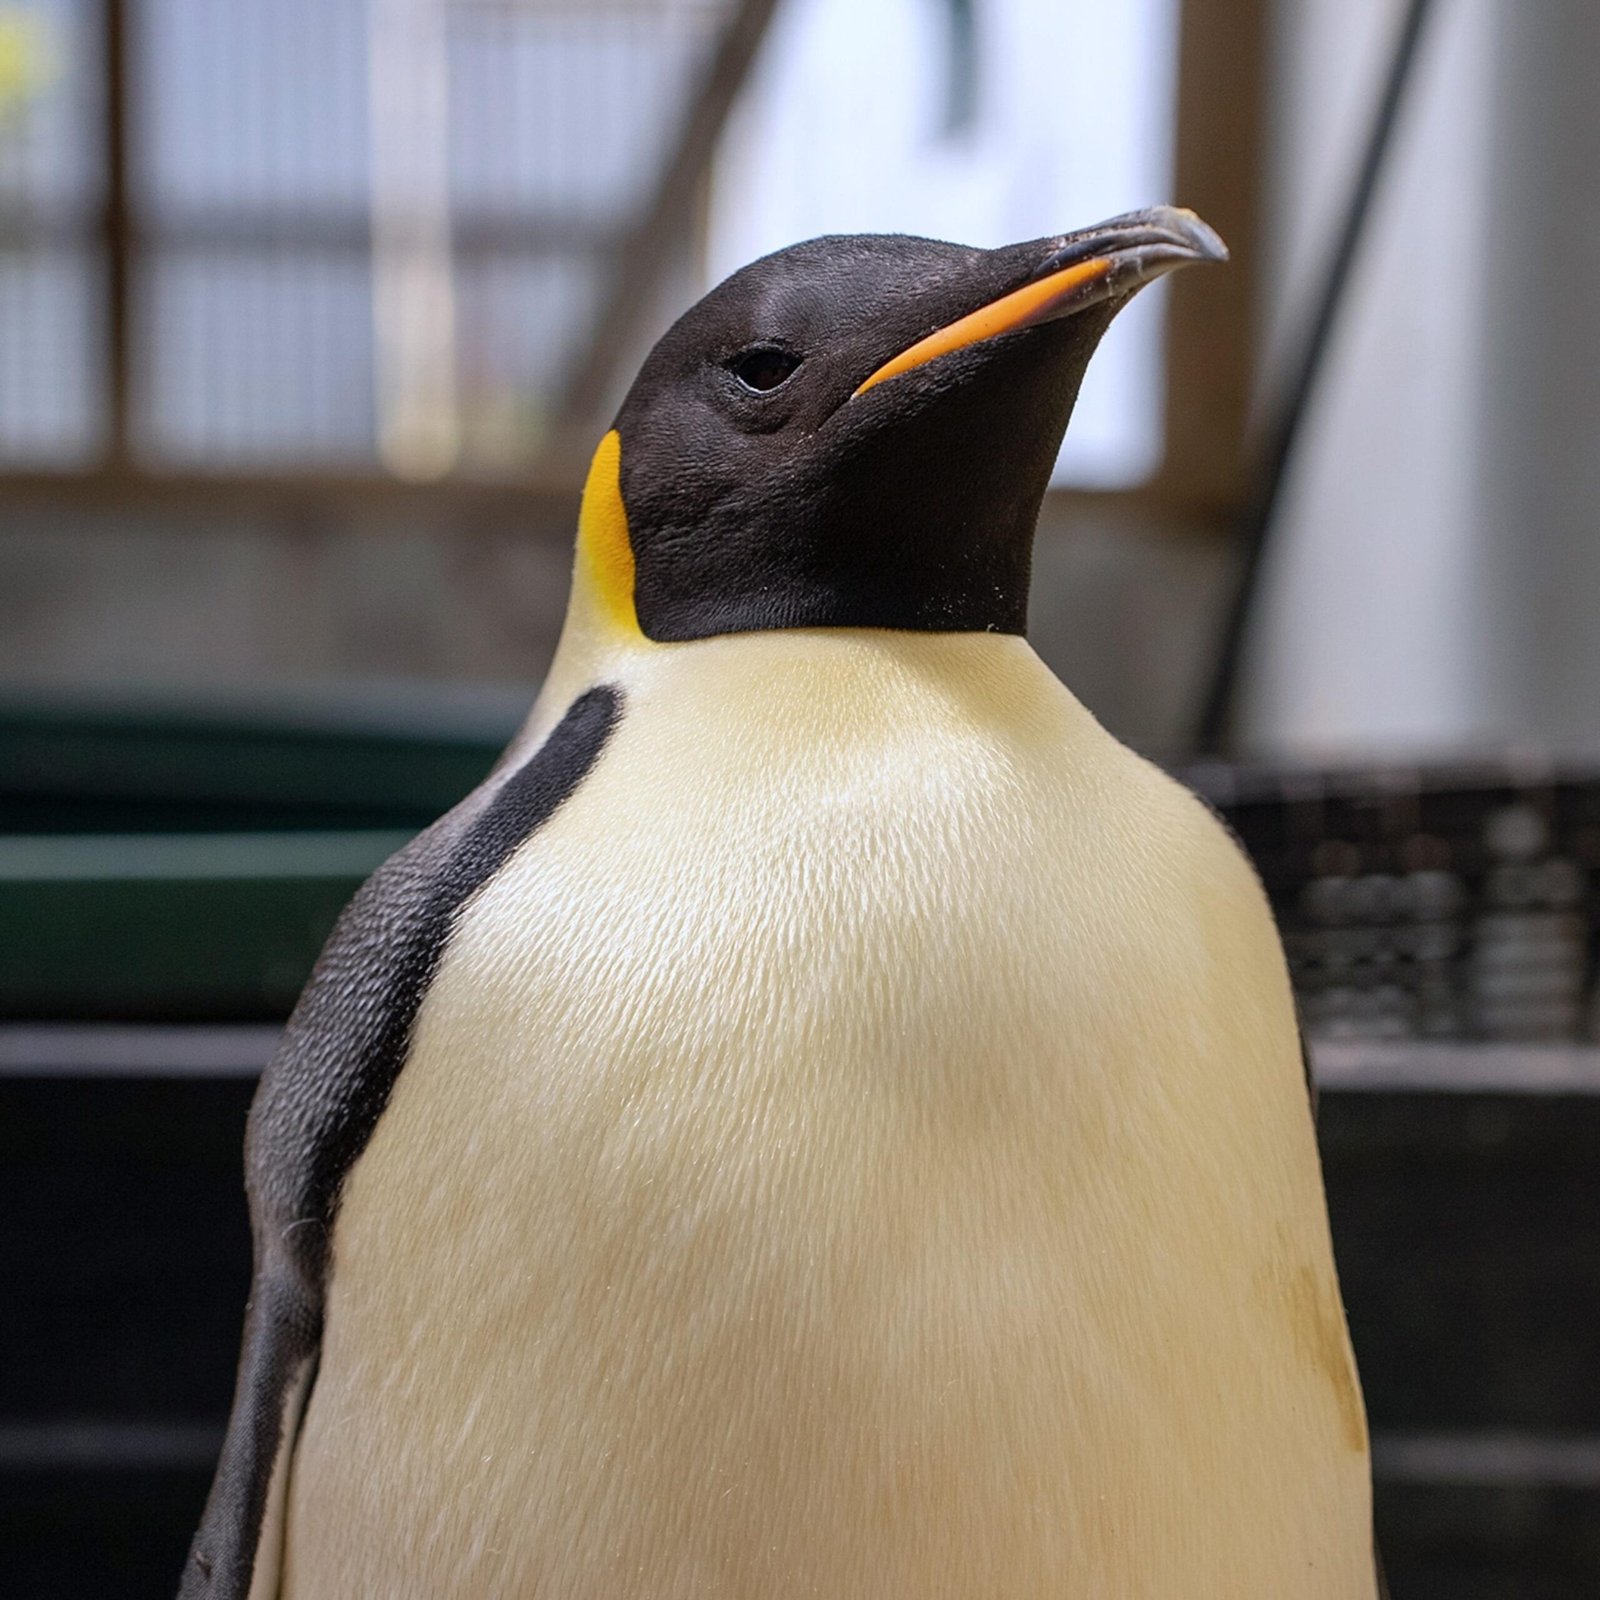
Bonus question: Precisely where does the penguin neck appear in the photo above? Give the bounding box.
[530,606,1078,753]
[520,563,649,758]
[511,428,1064,761]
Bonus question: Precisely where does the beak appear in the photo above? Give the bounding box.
[851,205,1228,400]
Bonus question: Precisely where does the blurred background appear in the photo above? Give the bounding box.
[1,1,1597,1595]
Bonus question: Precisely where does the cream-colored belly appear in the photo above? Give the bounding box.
[281,631,1373,1598]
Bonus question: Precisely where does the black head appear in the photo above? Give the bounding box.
[596,207,1226,641]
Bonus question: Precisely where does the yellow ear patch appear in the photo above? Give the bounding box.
[575,430,641,638]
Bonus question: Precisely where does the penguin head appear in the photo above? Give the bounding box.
[575,206,1226,642]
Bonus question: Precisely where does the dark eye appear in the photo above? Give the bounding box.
[728,345,801,393]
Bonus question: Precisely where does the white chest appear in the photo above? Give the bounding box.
[283,632,1374,1599]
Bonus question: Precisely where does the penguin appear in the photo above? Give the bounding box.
[182,206,1381,1599]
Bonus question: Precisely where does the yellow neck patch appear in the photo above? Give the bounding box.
[574,430,641,638]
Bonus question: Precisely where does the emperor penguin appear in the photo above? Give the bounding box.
[182,207,1380,1599]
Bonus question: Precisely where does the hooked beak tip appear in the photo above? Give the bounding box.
[851,204,1229,401]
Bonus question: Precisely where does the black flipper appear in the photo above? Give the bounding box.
[179,686,621,1599]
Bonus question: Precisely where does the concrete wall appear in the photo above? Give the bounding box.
[1241,0,1600,761]
[1239,0,1497,757]
[0,503,573,694]
[1475,1,1600,754]
[0,491,1226,756]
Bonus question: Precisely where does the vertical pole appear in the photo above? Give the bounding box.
[1164,0,1267,509]
[101,0,132,461]
[368,0,460,479]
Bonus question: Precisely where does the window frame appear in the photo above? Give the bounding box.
[0,0,1264,537]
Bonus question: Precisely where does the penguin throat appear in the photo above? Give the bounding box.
[632,550,1034,642]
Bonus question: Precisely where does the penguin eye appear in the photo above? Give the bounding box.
[727,345,801,393]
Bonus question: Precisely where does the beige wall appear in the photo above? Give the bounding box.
[0,491,1229,757]
[0,504,571,692]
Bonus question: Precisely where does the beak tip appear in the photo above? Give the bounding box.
[1166,205,1230,265]
[850,205,1231,401]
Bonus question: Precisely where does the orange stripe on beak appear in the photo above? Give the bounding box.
[852,255,1114,399]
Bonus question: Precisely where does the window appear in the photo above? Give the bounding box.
[0,0,725,476]
[0,0,104,462]
[0,0,1259,511]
